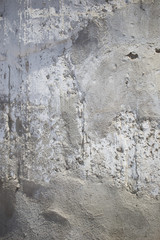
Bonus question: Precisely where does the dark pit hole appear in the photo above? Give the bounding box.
[155,48,160,53]
[127,52,138,59]
[46,74,50,79]
[116,147,124,153]
[125,77,129,87]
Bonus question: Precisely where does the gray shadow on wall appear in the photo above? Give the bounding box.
[0,179,17,237]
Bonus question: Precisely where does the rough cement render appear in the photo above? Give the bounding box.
[0,0,160,239]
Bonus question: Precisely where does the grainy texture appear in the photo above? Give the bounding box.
[0,0,160,239]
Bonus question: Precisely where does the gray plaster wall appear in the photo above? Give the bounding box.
[0,0,160,239]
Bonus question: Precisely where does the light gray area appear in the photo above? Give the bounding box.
[1,175,160,240]
[0,0,160,239]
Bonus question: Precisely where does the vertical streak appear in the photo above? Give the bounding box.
[8,64,11,177]
[8,65,11,116]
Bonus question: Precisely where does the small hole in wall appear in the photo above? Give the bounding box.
[125,77,129,87]
[127,52,138,60]
[46,74,50,79]
[155,48,160,53]
[116,147,124,153]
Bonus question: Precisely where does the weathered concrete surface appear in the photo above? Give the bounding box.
[0,0,160,239]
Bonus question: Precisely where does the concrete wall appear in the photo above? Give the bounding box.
[0,0,160,239]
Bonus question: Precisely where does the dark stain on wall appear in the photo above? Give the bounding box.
[0,180,16,237]
[16,117,26,137]
[71,21,99,64]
